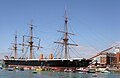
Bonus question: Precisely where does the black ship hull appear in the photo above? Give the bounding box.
[4,58,92,71]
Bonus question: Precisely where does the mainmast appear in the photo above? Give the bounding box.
[55,11,78,59]
[19,22,42,59]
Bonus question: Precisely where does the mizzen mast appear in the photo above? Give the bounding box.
[9,32,18,58]
[14,33,17,58]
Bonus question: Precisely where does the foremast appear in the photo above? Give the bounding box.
[55,12,78,59]
[64,14,69,59]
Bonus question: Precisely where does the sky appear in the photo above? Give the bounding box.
[0,0,120,59]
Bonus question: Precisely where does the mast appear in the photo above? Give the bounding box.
[19,22,42,59]
[29,23,33,59]
[14,32,17,58]
[54,10,78,59]
[64,12,69,59]
[9,32,18,58]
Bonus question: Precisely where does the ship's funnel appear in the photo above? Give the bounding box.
[40,54,43,59]
[49,54,53,59]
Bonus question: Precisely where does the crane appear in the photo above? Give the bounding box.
[87,47,113,60]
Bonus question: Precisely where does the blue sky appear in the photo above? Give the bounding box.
[0,0,120,59]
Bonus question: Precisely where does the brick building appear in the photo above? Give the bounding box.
[100,52,116,66]
[115,47,120,68]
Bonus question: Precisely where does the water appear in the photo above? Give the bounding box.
[0,70,120,78]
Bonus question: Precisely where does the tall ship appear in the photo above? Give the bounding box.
[3,13,92,71]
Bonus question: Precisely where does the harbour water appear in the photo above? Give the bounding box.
[0,70,120,78]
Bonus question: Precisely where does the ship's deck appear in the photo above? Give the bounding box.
[4,58,84,61]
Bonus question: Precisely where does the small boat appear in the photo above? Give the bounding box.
[88,68,96,73]
[64,69,73,72]
[19,68,24,71]
[101,70,110,73]
[23,67,30,70]
[76,67,89,73]
[8,67,14,71]
[32,70,37,74]
[92,74,97,77]
[0,66,2,69]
